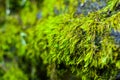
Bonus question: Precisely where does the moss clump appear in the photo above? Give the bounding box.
[0,0,120,80]
[28,0,120,79]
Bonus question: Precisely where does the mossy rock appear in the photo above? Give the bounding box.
[28,0,120,79]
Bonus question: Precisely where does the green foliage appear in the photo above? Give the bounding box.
[32,10,120,79]
[3,66,28,80]
[0,0,120,80]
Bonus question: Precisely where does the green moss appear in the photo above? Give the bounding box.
[0,0,120,80]
[3,66,28,80]
[29,0,120,79]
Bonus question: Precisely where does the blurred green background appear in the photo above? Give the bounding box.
[0,0,120,80]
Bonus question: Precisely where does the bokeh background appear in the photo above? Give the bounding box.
[0,0,120,80]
